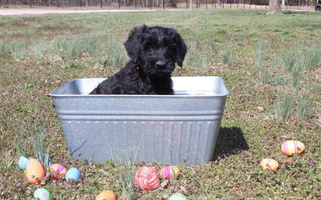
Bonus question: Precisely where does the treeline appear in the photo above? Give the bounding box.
[0,0,314,7]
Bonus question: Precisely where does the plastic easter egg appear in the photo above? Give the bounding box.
[65,168,81,182]
[50,164,67,180]
[169,193,187,200]
[260,158,279,171]
[134,166,160,191]
[18,156,29,170]
[160,165,180,179]
[34,188,51,200]
[281,140,305,156]
[95,190,117,200]
[25,158,45,184]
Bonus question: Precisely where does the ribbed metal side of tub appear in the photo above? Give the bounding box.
[50,76,229,165]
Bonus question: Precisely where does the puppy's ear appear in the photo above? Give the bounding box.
[174,33,187,67]
[124,25,147,63]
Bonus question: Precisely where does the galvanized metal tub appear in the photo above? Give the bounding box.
[50,76,229,165]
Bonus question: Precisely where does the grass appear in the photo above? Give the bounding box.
[1,9,321,199]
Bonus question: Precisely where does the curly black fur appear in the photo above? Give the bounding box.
[90,25,187,95]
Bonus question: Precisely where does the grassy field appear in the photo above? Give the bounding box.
[1,9,321,199]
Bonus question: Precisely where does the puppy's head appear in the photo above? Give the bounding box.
[124,25,187,76]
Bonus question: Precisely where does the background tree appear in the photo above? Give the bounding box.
[267,0,283,14]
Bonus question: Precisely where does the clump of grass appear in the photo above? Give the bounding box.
[0,40,29,60]
[270,58,289,85]
[30,125,50,168]
[260,65,271,84]
[104,36,127,68]
[267,44,317,121]
[257,57,288,85]
[234,37,245,46]
[111,151,137,200]
[222,46,233,67]
[273,92,295,121]
[16,116,51,169]
[0,40,9,54]
[255,43,267,72]
[184,40,208,68]
[216,29,227,34]
[282,48,305,88]
[17,128,28,158]
[209,40,221,55]
[50,37,101,60]
[291,61,302,89]
[35,36,126,68]
[117,162,136,199]
[272,91,313,120]
[257,54,278,85]
[296,95,312,119]
[304,42,321,69]
[195,35,201,50]
[283,49,298,73]
[24,83,35,89]
[194,56,207,68]
[63,61,87,69]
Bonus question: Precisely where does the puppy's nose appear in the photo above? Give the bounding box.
[156,61,166,68]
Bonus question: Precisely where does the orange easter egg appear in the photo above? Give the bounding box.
[25,158,45,184]
[160,165,180,179]
[95,190,117,200]
[281,140,305,156]
[134,166,160,191]
[260,158,279,171]
[50,164,67,180]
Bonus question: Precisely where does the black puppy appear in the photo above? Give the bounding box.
[90,25,187,95]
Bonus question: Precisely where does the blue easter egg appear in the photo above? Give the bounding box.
[18,156,29,170]
[65,168,81,181]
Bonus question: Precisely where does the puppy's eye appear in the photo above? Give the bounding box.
[144,44,153,51]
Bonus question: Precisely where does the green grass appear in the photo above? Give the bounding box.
[1,9,321,199]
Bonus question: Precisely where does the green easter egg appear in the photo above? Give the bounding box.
[34,188,51,200]
[169,193,187,200]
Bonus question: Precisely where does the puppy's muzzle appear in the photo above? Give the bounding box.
[156,61,167,69]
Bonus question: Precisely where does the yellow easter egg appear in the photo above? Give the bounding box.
[50,164,67,180]
[160,165,180,179]
[281,140,305,156]
[25,158,45,184]
[260,158,279,171]
[95,190,117,200]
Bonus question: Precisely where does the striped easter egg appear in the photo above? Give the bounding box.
[260,158,279,171]
[281,140,305,156]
